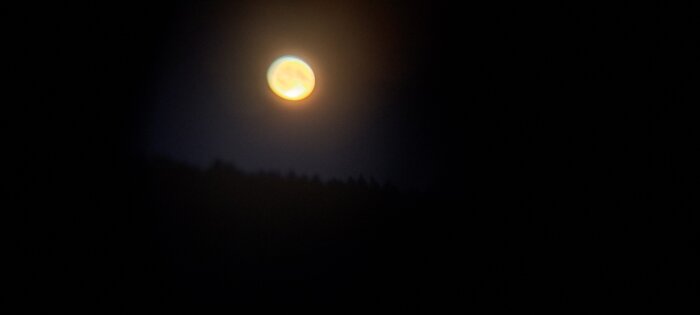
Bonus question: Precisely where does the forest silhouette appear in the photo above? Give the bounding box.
[129,158,427,312]
[80,156,692,313]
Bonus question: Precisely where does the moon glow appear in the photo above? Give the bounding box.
[267,56,315,101]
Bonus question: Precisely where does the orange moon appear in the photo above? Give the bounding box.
[267,56,315,101]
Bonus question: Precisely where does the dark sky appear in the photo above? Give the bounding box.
[139,1,454,190]
[13,1,695,191]
[135,1,696,192]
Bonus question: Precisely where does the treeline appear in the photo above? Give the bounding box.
[127,158,429,312]
[83,157,694,312]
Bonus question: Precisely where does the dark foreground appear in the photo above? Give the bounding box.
[17,158,694,313]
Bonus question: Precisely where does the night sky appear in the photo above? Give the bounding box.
[13,1,696,312]
[135,1,697,191]
[141,1,459,190]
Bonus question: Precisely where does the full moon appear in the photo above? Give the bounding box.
[267,56,315,101]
